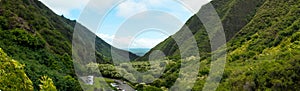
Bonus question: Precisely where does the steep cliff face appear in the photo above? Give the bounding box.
[215,0,300,90]
[137,0,300,90]
[138,0,266,60]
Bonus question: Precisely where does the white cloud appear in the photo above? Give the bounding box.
[116,1,148,18]
[132,37,166,48]
[115,0,179,18]
[148,0,163,5]
[40,0,211,48]
[39,0,211,20]
[117,0,211,18]
[97,33,132,48]
[97,33,115,44]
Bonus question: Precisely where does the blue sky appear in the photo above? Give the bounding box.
[39,0,210,48]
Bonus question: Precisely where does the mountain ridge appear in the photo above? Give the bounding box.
[0,0,137,90]
[135,0,300,90]
[137,0,266,61]
[0,0,299,90]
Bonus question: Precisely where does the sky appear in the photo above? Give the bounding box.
[39,0,210,49]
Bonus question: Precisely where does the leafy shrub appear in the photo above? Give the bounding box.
[56,75,82,91]
[0,48,34,91]
[291,32,300,42]
[142,85,163,91]
[1,29,45,48]
[39,76,57,91]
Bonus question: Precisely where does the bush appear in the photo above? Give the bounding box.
[56,75,82,91]
[291,32,300,42]
[124,73,136,83]
[0,48,34,91]
[39,76,57,91]
[143,75,155,83]
[142,86,163,91]
[1,29,45,49]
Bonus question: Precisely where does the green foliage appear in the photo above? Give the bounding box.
[202,0,299,90]
[0,16,8,29]
[39,76,57,91]
[0,0,299,91]
[0,0,81,90]
[138,0,266,60]
[56,75,82,91]
[142,85,163,91]
[124,73,136,82]
[0,48,34,91]
[136,84,163,91]
[215,59,300,91]
[0,0,137,90]
[137,0,300,90]
[291,32,300,42]
[80,77,116,91]
[97,64,122,78]
[0,29,45,49]
[143,74,155,83]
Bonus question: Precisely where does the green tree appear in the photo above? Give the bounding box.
[39,76,57,91]
[142,85,163,91]
[0,48,33,91]
[143,74,155,83]
[56,75,82,91]
[124,73,136,82]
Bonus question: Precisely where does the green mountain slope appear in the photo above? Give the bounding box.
[215,0,300,90]
[0,0,138,90]
[137,0,300,90]
[138,0,266,61]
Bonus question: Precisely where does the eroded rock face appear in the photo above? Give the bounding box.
[8,16,32,32]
